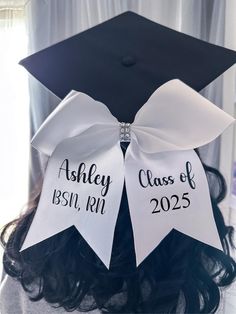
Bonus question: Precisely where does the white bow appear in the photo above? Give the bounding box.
[21,79,234,268]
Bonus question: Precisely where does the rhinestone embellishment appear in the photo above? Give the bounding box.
[120,122,131,142]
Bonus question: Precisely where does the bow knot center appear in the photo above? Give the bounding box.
[119,122,131,142]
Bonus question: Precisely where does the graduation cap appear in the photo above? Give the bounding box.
[19,10,236,269]
[19,10,236,122]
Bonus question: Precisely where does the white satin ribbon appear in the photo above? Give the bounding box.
[20,79,235,268]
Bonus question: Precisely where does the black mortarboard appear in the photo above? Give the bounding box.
[19,10,236,122]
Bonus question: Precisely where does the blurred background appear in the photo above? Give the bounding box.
[0,0,236,311]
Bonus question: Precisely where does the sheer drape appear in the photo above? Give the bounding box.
[0,0,29,226]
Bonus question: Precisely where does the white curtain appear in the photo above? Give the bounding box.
[0,0,29,227]
[24,1,236,312]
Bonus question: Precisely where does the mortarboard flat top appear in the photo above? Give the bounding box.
[19,11,236,122]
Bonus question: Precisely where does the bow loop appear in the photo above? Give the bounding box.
[132,79,234,154]
[31,90,119,156]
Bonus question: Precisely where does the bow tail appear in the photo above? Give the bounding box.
[21,134,124,269]
[125,139,223,267]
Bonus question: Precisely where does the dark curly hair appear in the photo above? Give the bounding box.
[1,147,236,313]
